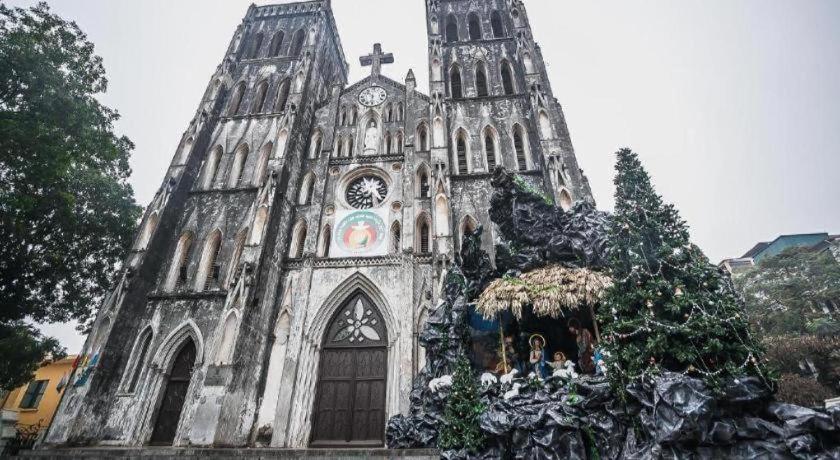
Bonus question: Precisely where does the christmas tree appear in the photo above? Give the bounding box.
[599,149,773,392]
[438,355,485,452]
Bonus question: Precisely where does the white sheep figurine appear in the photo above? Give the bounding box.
[552,360,579,380]
[428,375,453,393]
[503,383,522,400]
[480,372,498,387]
[499,368,519,385]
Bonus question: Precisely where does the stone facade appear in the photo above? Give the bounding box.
[44,0,593,449]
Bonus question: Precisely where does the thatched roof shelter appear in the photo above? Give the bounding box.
[476,265,612,320]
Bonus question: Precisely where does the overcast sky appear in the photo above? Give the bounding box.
[11,0,840,352]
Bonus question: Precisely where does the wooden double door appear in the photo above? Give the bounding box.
[149,339,196,445]
[310,293,388,447]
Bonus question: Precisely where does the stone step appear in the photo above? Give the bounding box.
[19,447,439,460]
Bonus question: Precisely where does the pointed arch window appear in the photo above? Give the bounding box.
[340,107,347,126]
[417,217,431,254]
[252,80,269,113]
[395,132,404,154]
[136,212,159,250]
[538,111,552,139]
[435,195,451,236]
[501,61,515,95]
[276,129,289,158]
[523,52,536,74]
[384,132,392,154]
[491,11,505,38]
[513,125,528,171]
[397,103,404,122]
[250,207,268,245]
[309,131,322,159]
[445,14,459,43]
[202,146,223,190]
[249,33,264,59]
[484,128,497,171]
[468,13,482,40]
[254,142,272,186]
[289,220,307,258]
[475,62,489,97]
[298,173,315,205]
[275,79,291,112]
[125,328,153,393]
[455,131,468,174]
[391,221,401,254]
[351,106,358,125]
[433,117,445,148]
[319,224,332,257]
[418,167,430,198]
[417,123,429,151]
[228,82,246,116]
[450,64,463,99]
[167,232,194,291]
[559,189,573,211]
[195,230,223,291]
[228,144,249,188]
[269,31,285,57]
[290,29,305,57]
[347,136,355,157]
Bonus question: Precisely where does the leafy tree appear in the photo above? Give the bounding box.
[0,3,140,390]
[763,335,840,398]
[438,355,485,453]
[598,149,773,392]
[736,247,840,337]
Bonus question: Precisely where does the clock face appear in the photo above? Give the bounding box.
[358,86,387,107]
[345,175,388,209]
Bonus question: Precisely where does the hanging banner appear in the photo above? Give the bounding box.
[332,208,390,258]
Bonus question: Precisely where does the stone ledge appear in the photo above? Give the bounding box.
[22,447,439,459]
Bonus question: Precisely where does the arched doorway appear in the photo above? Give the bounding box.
[149,339,196,445]
[310,291,387,447]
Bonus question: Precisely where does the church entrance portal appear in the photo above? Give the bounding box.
[310,292,387,447]
[149,339,196,445]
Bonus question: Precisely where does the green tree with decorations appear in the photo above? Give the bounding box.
[598,149,773,393]
[438,355,485,452]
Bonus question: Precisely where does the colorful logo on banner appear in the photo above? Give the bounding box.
[333,209,389,257]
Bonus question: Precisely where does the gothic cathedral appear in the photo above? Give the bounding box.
[45,0,593,449]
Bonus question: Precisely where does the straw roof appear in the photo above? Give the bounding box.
[476,265,612,320]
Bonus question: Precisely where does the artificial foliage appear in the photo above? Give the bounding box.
[438,354,485,452]
[598,149,774,393]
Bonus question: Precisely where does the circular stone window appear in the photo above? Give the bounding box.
[345,175,388,209]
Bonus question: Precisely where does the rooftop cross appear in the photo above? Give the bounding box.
[360,43,394,78]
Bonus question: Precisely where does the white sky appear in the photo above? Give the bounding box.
[11,0,840,352]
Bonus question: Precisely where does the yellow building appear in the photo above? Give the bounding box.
[1,355,77,432]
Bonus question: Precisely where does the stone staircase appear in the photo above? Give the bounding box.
[19,447,439,459]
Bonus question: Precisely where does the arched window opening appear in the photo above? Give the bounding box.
[177,137,194,164]
[384,132,392,154]
[351,106,358,125]
[137,212,159,250]
[252,80,269,114]
[559,189,573,212]
[298,173,315,205]
[491,11,504,38]
[417,217,431,254]
[397,103,404,122]
[216,312,238,365]
[432,59,442,82]
[340,107,347,126]
[228,82,246,116]
[475,62,489,97]
[435,196,450,236]
[309,132,322,159]
[269,31,285,57]
[445,14,459,43]
[294,72,305,93]
[319,225,332,257]
[167,232,194,291]
[249,33,264,59]
[254,142,272,186]
[290,29,305,57]
[468,13,481,40]
[501,61,515,95]
[276,129,289,158]
[275,79,291,112]
[289,221,307,258]
[484,128,497,171]
[455,131,468,174]
[250,207,268,245]
[538,111,552,139]
[228,144,249,188]
[126,328,153,393]
[450,65,463,99]
[202,146,223,190]
[513,125,528,171]
[512,9,522,27]
[390,221,401,254]
[195,230,223,291]
[384,104,392,123]
[417,123,429,151]
[395,132,404,154]
[418,168,430,198]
